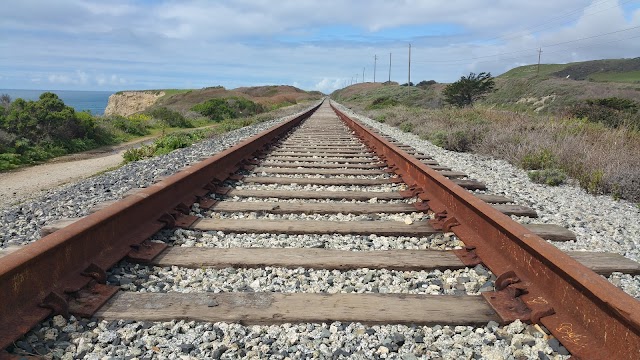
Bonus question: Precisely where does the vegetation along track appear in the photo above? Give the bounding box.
[1,99,639,359]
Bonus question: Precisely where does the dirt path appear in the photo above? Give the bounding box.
[0,124,220,208]
[0,137,155,208]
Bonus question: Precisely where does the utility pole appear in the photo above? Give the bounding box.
[373,55,377,83]
[537,48,543,76]
[389,53,392,83]
[408,43,412,86]
[362,67,365,83]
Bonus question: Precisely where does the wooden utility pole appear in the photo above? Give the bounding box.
[388,53,392,83]
[408,43,412,86]
[374,55,377,83]
[537,48,543,76]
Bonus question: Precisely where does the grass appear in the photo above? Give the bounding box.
[498,63,569,79]
[588,70,640,83]
[332,83,443,109]
[350,104,640,203]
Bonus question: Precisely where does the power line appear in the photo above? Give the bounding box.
[413,24,640,64]
[432,32,640,67]
[484,0,633,44]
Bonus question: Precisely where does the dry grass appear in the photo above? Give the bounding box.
[364,105,640,202]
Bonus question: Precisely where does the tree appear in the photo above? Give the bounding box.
[443,72,495,107]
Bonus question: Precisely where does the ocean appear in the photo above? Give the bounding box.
[0,89,114,115]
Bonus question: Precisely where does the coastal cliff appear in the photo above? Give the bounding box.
[104,91,165,117]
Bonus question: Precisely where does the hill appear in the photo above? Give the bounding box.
[156,85,323,113]
[332,58,640,114]
[499,57,640,82]
[331,82,445,110]
[106,85,323,117]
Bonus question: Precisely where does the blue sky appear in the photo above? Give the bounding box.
[1,0,639,93]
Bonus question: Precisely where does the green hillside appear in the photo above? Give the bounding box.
[499,57,640,83]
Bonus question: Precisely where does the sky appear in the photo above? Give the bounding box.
[1,0,639,93]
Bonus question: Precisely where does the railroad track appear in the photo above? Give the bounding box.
[1,100,639,359]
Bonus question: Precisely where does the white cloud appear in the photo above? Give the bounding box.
[48,74,72,84]
[1,0,638,90]
[313,78,344,93]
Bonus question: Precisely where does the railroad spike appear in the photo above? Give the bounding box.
[80,263,107,284]
[39,292,69,318]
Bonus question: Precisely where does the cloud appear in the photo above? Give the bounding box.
[48,74,72,84]
[1,0,638,90]
[313,78,344,93]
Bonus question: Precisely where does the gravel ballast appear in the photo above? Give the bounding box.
[332,101,640,298]
[8,100,635,358]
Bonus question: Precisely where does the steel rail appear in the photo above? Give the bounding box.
[0,102,321,350]
[331,102,640,360]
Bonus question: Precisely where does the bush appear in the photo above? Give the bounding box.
[107,115,151,136]
[587,97,638,112]
[399,122,413,132]
[122,130,212,163]
[123,145,155,162]
[367,97,399,110]
[375,114,386,123]
[448,130,473,152]
[148,107,192,128]
[191,97,264,121]
[528,168,567,186]
[570,97,640,130]
[521,149,557,170]
[154,133,192,155]
[416,80,437,88]
[429,130,475,152]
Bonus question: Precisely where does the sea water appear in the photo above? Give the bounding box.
[0,89,113,115]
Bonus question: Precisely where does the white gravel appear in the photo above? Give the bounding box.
[162,229,462,251]
[333,100,640,298]
[108,264,493,296]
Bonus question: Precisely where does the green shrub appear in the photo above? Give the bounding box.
[429,131,448,148]
[521,149,557,170]
[580,169,605,194]
[148,107,192,128]
[107,115,150,136]
[429,130,474,152]
[399,122,413,133]
[587,97,638,112]
[570,97,640,130]
[374,114,386,123]
[367,97,399,110]
[123,145,155,162]
[192,97,264,121]
[449,130,473,152]
[154,133,192,155]
[0,153,20,170]
[528,168,567,186]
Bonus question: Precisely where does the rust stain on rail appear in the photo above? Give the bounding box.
[330,102,640,360]
[0,102,322,350]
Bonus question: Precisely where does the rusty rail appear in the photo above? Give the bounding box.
[331,103,640,360]
[0,102,321,350]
